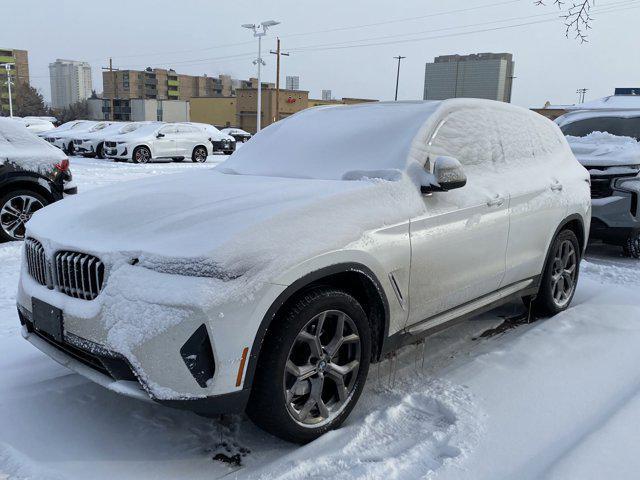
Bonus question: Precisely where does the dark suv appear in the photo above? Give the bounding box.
[558,110,640,257]
[0,118,76,242]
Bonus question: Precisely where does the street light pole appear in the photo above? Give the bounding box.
[243,20,280,133]
[1,63,14,118]
[393,55,406,101]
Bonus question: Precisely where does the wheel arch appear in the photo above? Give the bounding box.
[242,263,390,392]
[132,143,153,160]
[0,176,55,203]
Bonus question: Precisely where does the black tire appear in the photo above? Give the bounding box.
[132,146,151,164]
[623,231,640,259]
[0,189,49,242]
[247,288,371,444]
[192,146,208,163]
[96,143,106,160]
[66,141,75,156]
[172,157,184,163]
[532,229,581,316]
[223,150,234,155]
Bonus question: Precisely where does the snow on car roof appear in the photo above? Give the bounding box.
[0,117,66,171]
[219,101,441,180]
[556,108,640,128]
[566,132,640,167]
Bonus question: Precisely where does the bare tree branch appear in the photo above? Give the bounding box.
[536,0,593,42]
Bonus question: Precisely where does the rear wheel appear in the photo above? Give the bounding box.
[192,146,208,163]
[247,288,371,444]
[533,229,581,316]
[132,146,151,164]
[623,231,640,258]
[0,190,48,242]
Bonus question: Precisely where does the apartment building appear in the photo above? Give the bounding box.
[0,48,29,114]
[102,68,272,103]
[87,97,189,122]
[423,52,515,103]
[49,59,93,109]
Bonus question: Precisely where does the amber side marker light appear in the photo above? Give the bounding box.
[236,347,249,387]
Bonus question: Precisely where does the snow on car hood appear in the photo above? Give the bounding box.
[566,132,640,167]
[0,117,67,174]
[27,169,424,280]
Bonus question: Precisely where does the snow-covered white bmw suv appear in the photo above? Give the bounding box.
[17,100,591,443]
[103,122,213,163]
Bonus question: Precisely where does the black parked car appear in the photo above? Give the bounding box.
[0,118,76,242]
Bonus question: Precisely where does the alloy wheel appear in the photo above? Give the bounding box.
[0,194,44,240]
[550,239,577,307]
[194,147,207,162]
[135,148,151,163]
[284,310,361,427]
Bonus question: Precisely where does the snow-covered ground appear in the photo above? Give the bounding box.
[1,156,640,479]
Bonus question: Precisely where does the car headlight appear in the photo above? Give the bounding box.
[614,176,640,192]
[134,255,242,281]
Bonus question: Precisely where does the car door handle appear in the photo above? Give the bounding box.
[550,182,564,192]
[487,195,505,207]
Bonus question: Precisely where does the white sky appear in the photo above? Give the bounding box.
[5,0,640,108]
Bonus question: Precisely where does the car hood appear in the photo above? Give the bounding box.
[27,169,421,277]
[566,133,640,168]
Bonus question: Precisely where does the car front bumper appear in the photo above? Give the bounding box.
[104,145,129,160]
[590,180,640,244]
[17,250,285,412]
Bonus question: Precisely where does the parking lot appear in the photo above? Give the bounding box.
[1,155,639,480]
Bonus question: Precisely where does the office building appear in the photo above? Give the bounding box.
[322,89,332,101]
[286,76,300,90]
[0,48,29,114]
[423,53,515,103]
[49,59,93,109]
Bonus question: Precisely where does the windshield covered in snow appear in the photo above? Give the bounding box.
[218,102,439,180]
[561,116,640,140]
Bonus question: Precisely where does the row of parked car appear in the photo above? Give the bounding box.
[41,120,252,164]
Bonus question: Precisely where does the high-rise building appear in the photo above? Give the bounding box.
[423,53,515,103]
[49,59,93,109]
[286,75,300,90]
[322,89,332,101]
[0,48,29,115]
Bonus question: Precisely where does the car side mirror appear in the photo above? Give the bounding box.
[420,156,467,194]
[156,132,165,138]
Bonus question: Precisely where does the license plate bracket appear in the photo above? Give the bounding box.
[32,298,63,342]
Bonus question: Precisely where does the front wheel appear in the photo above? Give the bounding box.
[192,146,208,163]
[132,146,151,164]
[623,231,640,259]
[247,288,371,444]
[0,190,48,242]
[96,143,106,159]
[533,229,581,316]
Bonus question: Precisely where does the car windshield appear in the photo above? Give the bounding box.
[218,102,439,180]
[119,123,141,133]
[89,123,109,132]
[561,116,640,140]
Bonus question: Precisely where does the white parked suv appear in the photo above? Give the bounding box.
[17,100,590,443]
[72,122,161,159]
[43,121,103,154]
[103,122,213,163]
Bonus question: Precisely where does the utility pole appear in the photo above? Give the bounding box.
[270,37,290,122]
[1,63,14,117]
[393,55,406,101]
[102,58,119,121]
[576,88,588,104]
[243,21,280,133]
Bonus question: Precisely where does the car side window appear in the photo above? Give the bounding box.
[494,110,535,165]
[528,113,564,157]
[427,108,503,170]
[159,125,176,135]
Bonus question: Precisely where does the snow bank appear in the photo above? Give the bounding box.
[566,132,640,167]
